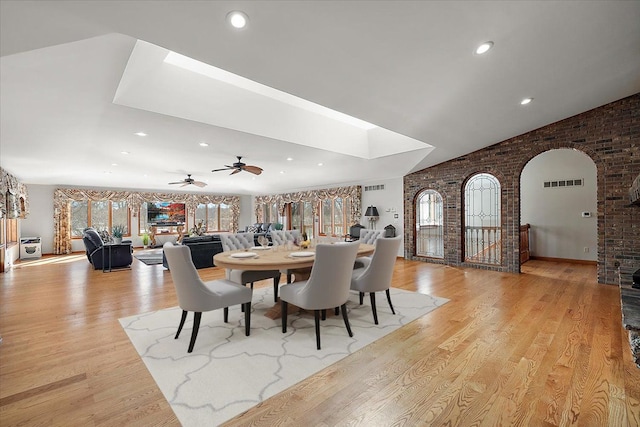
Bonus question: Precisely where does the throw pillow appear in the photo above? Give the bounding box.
[98,229,113,243]
[246,225,260,233]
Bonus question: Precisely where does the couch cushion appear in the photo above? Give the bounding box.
[183,235,214,243]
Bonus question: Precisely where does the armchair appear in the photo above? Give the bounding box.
[82,228,132,270]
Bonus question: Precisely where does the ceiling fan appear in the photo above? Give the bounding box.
[168,174,207,188]
[212,156,263,175]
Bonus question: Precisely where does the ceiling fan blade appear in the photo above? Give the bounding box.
[180,183,190,187]
[230,168,241,175]
[168,181,184,185]
[212,167,233,172]
[244,165,263,175]
[193,181,207,187]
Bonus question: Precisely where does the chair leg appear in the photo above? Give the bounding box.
[175,310,188,339]
[386,289,396,315]
[334,307,340,315]
[321,309,326,321]
[273,275,280,302]
[287,272,292,284]
[282,300,288,333]
[370,292,379,325]
[224,307,229,323]
[187,312,202,353]
[359,292,364,305]
[314,310,321,350]
[341,304,353,337]
[244,302,251,336]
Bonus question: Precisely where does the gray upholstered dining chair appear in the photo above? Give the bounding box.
[219,233,281,302]
[269,230,302,284]
[354,228,386,268]
[280,241,360,350]
[350,236,402,324]
[269,230,301,246]
[163,242,253,353]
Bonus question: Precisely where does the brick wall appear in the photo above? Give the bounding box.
[404,93,640,284]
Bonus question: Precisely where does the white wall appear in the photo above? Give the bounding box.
[359,176,405,256]
[22,184,55,254]
[521,149,597,261]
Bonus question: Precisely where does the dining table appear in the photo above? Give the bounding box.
[212,242,375,272]
[213,242,375,319]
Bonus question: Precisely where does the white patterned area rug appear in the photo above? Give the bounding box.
[119,287,448,426]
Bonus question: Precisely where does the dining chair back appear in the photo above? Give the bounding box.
[350,236,402,324]
[163,242,253,352]
[280,241,360,349]
[358,229,386,245]
[269,230,301,246]
[219,233,282,302]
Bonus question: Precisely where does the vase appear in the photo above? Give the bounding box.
[113,237,123,244]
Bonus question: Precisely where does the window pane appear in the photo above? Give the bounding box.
[333,198,344,236]
[290,202,301,231]
[219,204,231,231]
[111,201,129,235]
[194,204,207,228]
[91,200,110,232]
[322,200,332,235]
[71,201,88,237]
[207,203,219,231]
[303,202,314,238]
[464,173,501,265]
[139,203,148,234]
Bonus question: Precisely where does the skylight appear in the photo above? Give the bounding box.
[163,51,377,131]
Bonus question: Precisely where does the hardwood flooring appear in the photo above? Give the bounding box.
[0,255,638,426]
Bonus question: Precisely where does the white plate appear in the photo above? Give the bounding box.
[230,252,258,259]
[290,251,315,258]
[251,246,271,250]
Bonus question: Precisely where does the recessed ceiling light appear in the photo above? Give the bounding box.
[111,163,118,166]
[520,97,533,105]
[121,151,130,155]
[134,132,147,137]
[279,171,285,174]
[199,142,209,147]
[318,163,323,166]
[475,41,494,55]
[227,11,248,29]
[286,157,293,161]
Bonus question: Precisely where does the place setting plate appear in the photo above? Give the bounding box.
[250,246,271,251]
[230,252,258,259]
[289,251,315,258]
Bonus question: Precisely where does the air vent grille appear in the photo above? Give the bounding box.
[364,184,385,191]
[543,178,583,189]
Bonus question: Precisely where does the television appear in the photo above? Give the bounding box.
[147,202,186,226]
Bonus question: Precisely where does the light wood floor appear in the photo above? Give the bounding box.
[0,254,638,426]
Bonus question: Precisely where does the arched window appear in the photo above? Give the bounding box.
[464,173,501,265]
[415,189,444,258]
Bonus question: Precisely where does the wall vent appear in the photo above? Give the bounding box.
[364,184,385,191]
[543,178,583,189]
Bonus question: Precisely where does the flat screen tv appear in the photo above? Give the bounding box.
[147,202,186,226]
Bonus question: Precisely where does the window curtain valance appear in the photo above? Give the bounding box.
[53,188,240,254]
[254,185,362,225]
[0,167,29,219]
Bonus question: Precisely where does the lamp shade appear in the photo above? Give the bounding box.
[365,206,379,217]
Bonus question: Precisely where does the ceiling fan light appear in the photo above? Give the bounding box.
[521,97,533,105]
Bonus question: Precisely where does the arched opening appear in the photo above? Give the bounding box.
[463,173,501,265]
[521,148,597,265]
[415,189,444,258]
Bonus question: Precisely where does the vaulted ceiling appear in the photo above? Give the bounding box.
[2,1,639,195]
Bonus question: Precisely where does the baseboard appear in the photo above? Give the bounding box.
[529,256,597,265]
